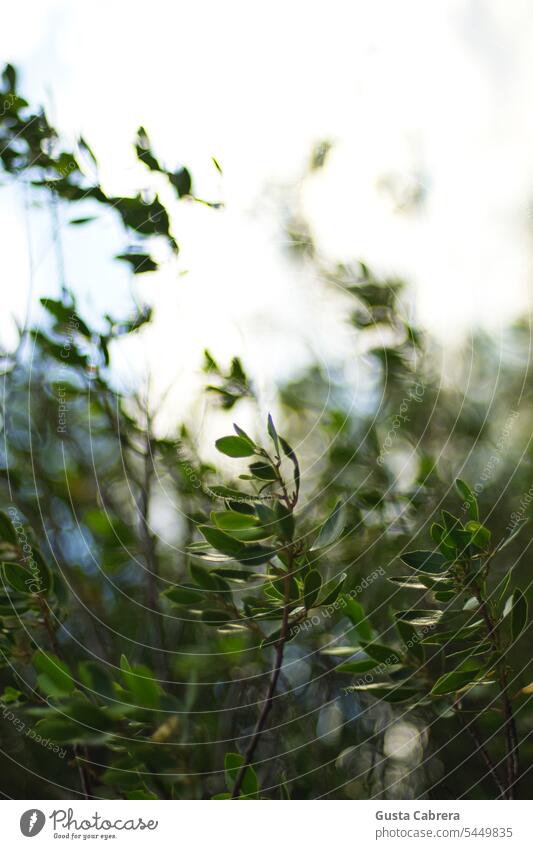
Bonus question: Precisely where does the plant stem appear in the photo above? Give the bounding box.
[455,706,506,799]
[475,591,519,799]
[231,571,291,799]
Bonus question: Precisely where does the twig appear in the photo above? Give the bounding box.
[455,706,506,799]
[231,571,291,799]
[475,592,520,798]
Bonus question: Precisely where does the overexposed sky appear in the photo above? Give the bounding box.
[1,0,532,430]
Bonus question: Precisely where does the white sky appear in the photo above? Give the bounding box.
[1,0,532,432]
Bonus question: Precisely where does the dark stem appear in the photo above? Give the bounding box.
[231,571,291,799]
[455,707,507,799]
[475,591,519,799]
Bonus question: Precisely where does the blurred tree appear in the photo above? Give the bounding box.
[0,64,531,801]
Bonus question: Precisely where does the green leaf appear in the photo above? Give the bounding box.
[224,752,259,798]
[361,642,402,665]
[115,252,158,274]
[0,511,18,545]
[267,413,280,455]
[496,519,528,552]
[395,620,424,663]
[400,550,449,574]
[31,551,52,594]
[211,513,258,533]
[497,571,513,604]
[431,668,486,696]
[465,521,491,550]
[395,609,443,627]
[232,423,255,448]
[215,436,255,458]
[441,511,469,549]
[200,609,233,626]
[120,656,161,708]
[388,575,428,590]
[248,461,277,481]
[164,585,204,605]
[34,651,75,696]
[279,436,300,501]
[454,478,479,521]
[237,544,276,565]
[169,166,192,198]
[434,589,456,602]
[190,562,220,590]
[311,501,345,550]
[199,526,244,559]
[41,700,113,742]
[2,562,33,594]
[303,570,322,609]
[212,567,257,581]
[335,658,379,674]
[274,501,294,542]
[78,661,115,700]
[34,718,91,744]
[341,596,373,641]
[420,621,484,644]
[511,588,528,641]
[319,572,347,605]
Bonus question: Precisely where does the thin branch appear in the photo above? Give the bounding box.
[231,571,291,799]
[455,706,506,799]
[475,591,520,798]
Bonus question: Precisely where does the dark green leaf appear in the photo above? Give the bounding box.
[335,658,379,674]
[267,413,280,455]
[465,521,491,550]
[395,620,424,663]
[311,501,345,550]
[115,252,158,274]
[361,642,402,665]
[496,519,528,552]
[199,526,244,559]
[120,656,160,708]
[169,167,192,198]
[78,661,115,700]
[164,585,204,605]
[454,478,479,521]
[249,461,277,481]
[395,609,443,627]
[431,668,487,696]
[303,570,322,609]
[400,550,449,574]
[34,651,75,696]
[341,595,373,641]
[190,562,220,590]
[224,752,258,798]
[319,572,347,605]
[237,544,276,565]
[215,436,255,458]
[279,436,300,501]
[200,609,233,625]
[0,511,18,545]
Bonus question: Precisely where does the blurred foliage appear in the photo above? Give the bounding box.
[0,65,531,801]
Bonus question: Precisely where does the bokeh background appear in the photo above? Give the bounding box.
[0,0,531,801]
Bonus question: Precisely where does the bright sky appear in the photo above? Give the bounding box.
[1,0,532,432]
